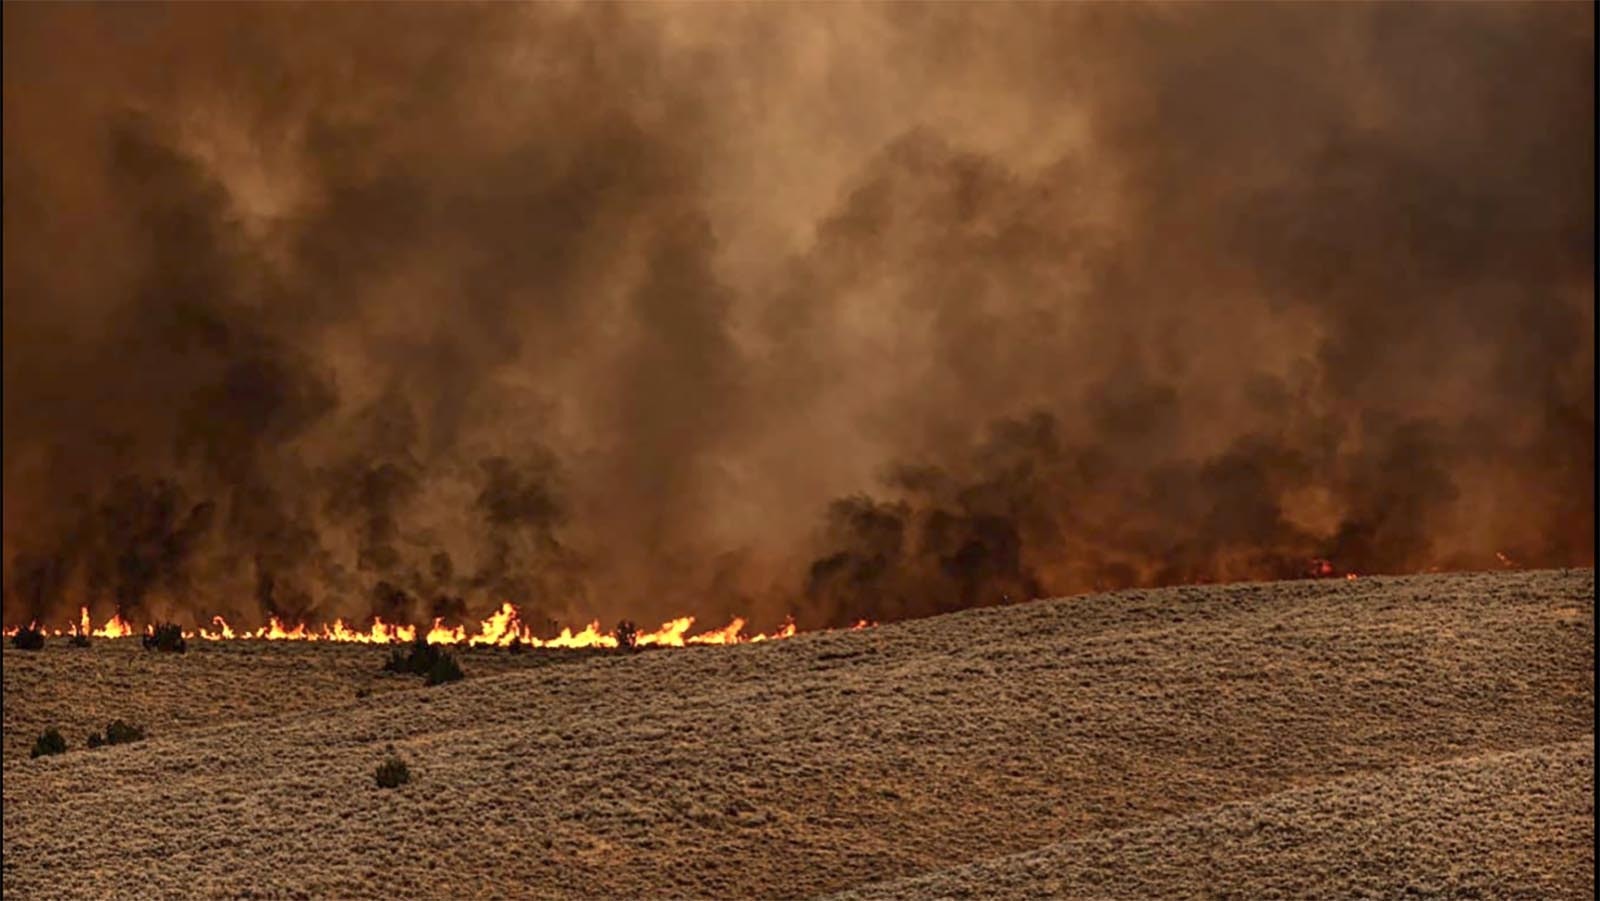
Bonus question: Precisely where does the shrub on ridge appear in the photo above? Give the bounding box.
[11,625,45,651]
[382,636,465,685]
[426,651,464,686]
[142,623,186,654]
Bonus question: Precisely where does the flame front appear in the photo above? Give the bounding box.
[7,604,848,648]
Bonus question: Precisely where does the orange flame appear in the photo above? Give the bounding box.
[7,604,859,648]
[96,611,137,639]
[1309,558,1359,581]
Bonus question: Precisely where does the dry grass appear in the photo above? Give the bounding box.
[3,568,1593,899]
[836,739,1595,900]
[1,640,603,763]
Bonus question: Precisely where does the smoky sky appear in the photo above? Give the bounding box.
[3,2,1593,631]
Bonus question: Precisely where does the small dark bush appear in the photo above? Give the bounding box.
[11,625,45,650]
[69,631,91,648]
[107,719,145,744]
[375,754,411,789]
[30,728,67,758]
[142,623,186,654]
[382,646,412,674]
[426,650,465,686]
[88,720,145,749]
[615,619,639,650]
[383,636,464,685]
[355,687,373,699]
[382,646,411,674]
[383,636,439,676]
[507,635,523,654]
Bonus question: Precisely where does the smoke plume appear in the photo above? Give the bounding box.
[4,3,1593,630]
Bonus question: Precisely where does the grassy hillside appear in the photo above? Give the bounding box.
[3,568,1592,898]
[838,738,1594,899]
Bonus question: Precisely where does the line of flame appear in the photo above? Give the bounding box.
[5,604,869,647]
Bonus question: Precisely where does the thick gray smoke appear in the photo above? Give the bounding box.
[4,3,1593,631]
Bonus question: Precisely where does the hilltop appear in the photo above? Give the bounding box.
[3,568,1593,898]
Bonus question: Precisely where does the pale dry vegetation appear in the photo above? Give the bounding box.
[1,640,602,763]
[3,569,1593,899]
[835,738,1595,900]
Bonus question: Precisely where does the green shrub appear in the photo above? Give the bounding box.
[142,623,186,654]
[375,754,411,789]
[30,728,67,758]
[425,650,465,686]
[11,625,45,651]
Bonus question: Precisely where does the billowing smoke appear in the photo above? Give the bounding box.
[4,3,1592,631]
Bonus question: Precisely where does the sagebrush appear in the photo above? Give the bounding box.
[30,728,67,758]
[384,637,465,685]
[12,626,45,651]
[142,623,186,654]
[375,754,411,789]
[88,720,146,749]
[426,651,465,686]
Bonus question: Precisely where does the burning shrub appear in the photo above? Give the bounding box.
[68,631,91,648]
[507,635,524,654]
[375,752,411,789]
[11,625,46,650]
[426,650,465,686]
[30,728,67,758]
[142,623,187,654]
[87,720,146,749]
[615,619,639,650]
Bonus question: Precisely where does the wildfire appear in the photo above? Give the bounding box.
[5,603,859,648]
[1308,558,1359,581]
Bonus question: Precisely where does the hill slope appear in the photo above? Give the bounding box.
[3,568,1593,898]
[836,737,1595,899]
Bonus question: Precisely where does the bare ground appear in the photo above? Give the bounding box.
[3,568,1593,899]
